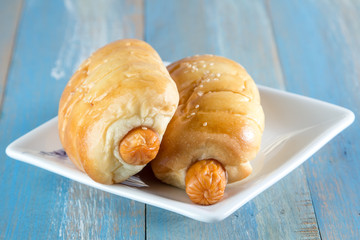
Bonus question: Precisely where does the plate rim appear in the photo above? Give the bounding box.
[5,85,355,222]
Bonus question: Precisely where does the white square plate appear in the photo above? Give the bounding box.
[6,85,354,222]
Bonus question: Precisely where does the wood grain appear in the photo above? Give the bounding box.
[0,0,145,239]
[0,0,23,111]
[267,0,360,238]
[145,1,320,239]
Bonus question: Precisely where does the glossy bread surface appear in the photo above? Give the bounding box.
[152,55,264,189]
[58,39,179,184]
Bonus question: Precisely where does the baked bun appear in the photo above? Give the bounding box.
[151,55,264,204]
[58,39,179,184]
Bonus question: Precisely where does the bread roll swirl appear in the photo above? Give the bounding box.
[152,55,264,196]
[58,39,179,184]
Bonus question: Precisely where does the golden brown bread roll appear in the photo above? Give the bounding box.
[58,39,179,184]
[151,55,264,205]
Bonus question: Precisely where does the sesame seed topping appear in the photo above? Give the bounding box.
[199,84,203,88]
[103,59,108,63]
[216,73,221,77]
[195,104,199,108]
[198,91,204,96]
[203,122,208,126]
[141,126,148,130]
[190,112,195,116]
[204,70,210,74]
[125,42,131,46]
[125,73,135,77]
[203,64,207,68]
[214,78,219,81]
[209,62,214,66]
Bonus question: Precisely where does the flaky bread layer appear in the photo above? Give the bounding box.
[152,55,264,188]
[58,39,179,184]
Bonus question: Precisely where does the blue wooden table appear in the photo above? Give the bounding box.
[1,0,359,239]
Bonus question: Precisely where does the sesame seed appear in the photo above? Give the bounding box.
[103,59,108,63]
[216,73,221,77]
[125,42,131,46]
[125,73,135,77]
[214,78,219,81]
[203,64,207,68]
[197,91,204,96]
[203,122,208,126]
[204,70,210,74]
[195,104,199,108]
[199,84,203,88]
[190,112,195,116]
[209,62,214,66]
[141,126,148,130]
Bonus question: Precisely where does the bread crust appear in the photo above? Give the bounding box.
[151,55,264,189]
[58,39,179,184]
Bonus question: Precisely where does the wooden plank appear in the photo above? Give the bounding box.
[145,1,320,239]
[267,0,360,239]
[0,0,23,111]
[0,0,145,239]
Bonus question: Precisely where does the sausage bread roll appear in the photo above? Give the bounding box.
[151,55,264,205]
[58,39,179,184]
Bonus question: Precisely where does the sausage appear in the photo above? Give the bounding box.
[185,159,227,205]
[119,127,160,165]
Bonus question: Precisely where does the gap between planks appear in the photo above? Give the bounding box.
[0,0,23,113]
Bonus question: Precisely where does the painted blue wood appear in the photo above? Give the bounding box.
[268,0,360,239]
[0,0,145,239]
[0,0,22,110]
[145,1,320,239]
